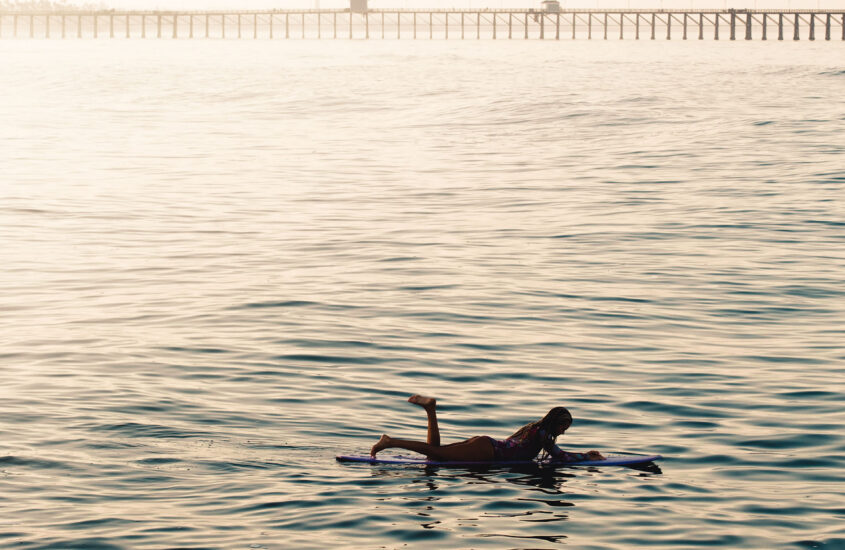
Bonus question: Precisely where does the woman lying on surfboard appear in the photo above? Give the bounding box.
[370,395,604,463]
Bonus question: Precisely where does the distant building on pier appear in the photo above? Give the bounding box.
[350,0,368,12]
[542,0,561,12]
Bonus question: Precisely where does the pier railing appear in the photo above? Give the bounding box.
[1,9,844,41]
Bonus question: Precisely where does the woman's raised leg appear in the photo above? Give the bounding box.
[369,394,495,461]
[408,394,439,446]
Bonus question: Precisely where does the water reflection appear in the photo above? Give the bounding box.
[626,462,663,475]
[365,461,662,543]
[479,533,568,543]
[370,461,662,491]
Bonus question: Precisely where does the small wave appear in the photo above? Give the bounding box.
[274,353,385,364]
[806,219,845,227]
[63,518,139,531]
[739,433,835,450]
[30,536,127,549]
[89,422,212,439]
[136,457,183,466]
[378,256,420,263]
[232,300,320,309]
[0,455,78,471]
[1,207,54,215]
[793,538,845,549]
[161,346,231,354]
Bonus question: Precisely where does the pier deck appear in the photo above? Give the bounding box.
[1,9,844,41]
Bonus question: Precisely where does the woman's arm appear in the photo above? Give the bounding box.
[549,444,604,462]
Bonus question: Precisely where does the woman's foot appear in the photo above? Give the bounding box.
[371,434,392,457]
[408,395,436,409]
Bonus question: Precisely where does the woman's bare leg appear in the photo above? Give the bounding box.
[370,435,494,462]
[408,394,439,446]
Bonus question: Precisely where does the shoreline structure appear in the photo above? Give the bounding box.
[1,7,843,40]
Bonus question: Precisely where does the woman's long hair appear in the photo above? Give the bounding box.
[508,406,573,453]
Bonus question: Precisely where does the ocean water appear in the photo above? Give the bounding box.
[1,39,844,549]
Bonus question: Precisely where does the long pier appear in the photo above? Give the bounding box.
[1,9,844,41]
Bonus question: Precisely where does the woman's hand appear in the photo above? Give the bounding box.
[585,450,604,461]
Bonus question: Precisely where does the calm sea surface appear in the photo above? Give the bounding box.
[1,39,844,549]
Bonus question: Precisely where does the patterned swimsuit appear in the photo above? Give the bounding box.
[487,426,585,462]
